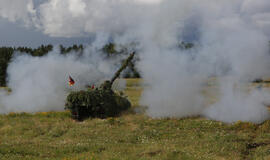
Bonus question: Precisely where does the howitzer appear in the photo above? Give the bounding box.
[66,52,135,121]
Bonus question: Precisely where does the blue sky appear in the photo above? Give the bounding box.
[0,18,91,47]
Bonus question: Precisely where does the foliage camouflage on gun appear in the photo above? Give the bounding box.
[65,52,135,121]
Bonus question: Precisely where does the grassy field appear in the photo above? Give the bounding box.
[0,79,270,159]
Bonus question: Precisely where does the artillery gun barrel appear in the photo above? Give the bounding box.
[110,52,135,86]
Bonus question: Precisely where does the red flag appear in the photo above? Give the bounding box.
[68,76,75,86]
[91,84,95,89]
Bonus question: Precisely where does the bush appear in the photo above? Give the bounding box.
[0,47,14,86]
[65,89,131,121]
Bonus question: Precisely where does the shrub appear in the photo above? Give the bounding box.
[0,47,14,86]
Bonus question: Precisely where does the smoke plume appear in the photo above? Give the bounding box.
[1,0,270,123]
[0,46,119,113]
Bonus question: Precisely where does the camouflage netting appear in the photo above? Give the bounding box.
[65,87,131,120]
[65,53,135,121]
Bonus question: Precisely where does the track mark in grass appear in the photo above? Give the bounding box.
[95,147,106,153]
[139,149,162,157]
[246,142,270,150]
[240,125,270,159]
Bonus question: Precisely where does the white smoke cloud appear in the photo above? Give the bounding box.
[0,46,119,113]
[140,48,206,118]
[137,0,270,123]
[203,79,270,124]
[1,0,270,123]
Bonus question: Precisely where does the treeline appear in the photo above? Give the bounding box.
[0,44,140,86]
[16,44,84,56]
[0,42,196,86]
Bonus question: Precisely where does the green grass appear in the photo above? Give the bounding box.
[0,79,270,159]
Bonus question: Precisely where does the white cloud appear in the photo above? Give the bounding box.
[0,0,36,26]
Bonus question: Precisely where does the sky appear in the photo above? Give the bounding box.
[0,18,92,47]
[0,0,93,47]
[1,0,270,47]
